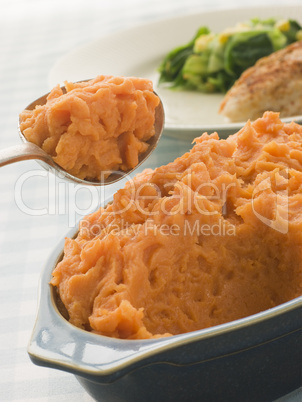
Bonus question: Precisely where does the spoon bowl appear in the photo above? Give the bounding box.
[0,83,165,185]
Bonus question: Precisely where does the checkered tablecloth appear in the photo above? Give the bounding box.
[0,1,301,400]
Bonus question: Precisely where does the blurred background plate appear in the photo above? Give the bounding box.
[49,4,302,138]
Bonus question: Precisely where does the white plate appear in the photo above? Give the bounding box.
[49,5,302,138]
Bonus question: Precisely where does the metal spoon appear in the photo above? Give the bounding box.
[0,86,165,185]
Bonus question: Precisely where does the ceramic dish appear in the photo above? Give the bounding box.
[28,224,302,402]
[48,5,302,139]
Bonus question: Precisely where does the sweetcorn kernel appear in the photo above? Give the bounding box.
[218,23,250,44]
[194,33,215,52]
[296,30,302,41]
[275,19,290,32]
[218,32,231,44]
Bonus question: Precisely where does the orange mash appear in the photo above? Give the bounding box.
[19,76,159,180]
[51,112,302,339]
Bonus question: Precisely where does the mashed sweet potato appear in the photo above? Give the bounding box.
[19,76,160,181]
[51,112,302,339]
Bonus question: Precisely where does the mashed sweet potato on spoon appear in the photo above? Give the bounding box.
[51,112,302,339]
[19,75,160,181]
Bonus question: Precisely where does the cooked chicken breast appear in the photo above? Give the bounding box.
[219,41,302,122]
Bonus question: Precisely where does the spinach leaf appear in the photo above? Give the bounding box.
[158,27,210,84]
[224,33,274,76]
[158,46,194,83]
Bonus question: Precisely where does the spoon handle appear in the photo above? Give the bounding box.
[0,142,55,167]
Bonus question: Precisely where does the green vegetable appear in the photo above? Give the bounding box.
[158,17,302,93]
[283,19,302,42]
[158,27,210,84]
[224,32,274,76]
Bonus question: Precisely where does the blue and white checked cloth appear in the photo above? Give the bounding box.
[0,1,301,400]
